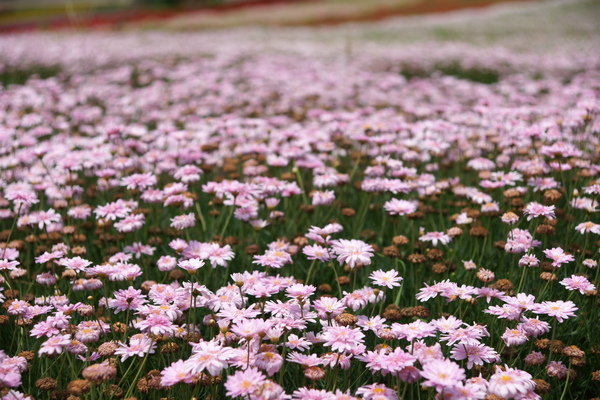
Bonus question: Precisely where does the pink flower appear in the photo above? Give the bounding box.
[419,231,452,246]
[312,190,335,206]
[501,328,528,346]
[546,361,568,379]
[134,314,177,336]
[123,242,155,259]
[121,173,157,190]
[287,352,323,368]
[543,247,574,267]
[517,317,550,338]
[39,334,71,357]
[421,358,466,392]
[94,199,131,221]
[170,213,195,230]
[505,229,540,254]
[369,269,403,289]
[501,212,519,225]
[518,255,539,268]
[488,365,534,398]
[306,223,343,244]
[321,326,365,353]
[160,360,193,387]
[114,334,156,362]
[114,214,145,233]
[284,334,312,351]
[355,383,397,400]
[35,251,63,264]
[107,287,147,313]
[450,343,499,369]
[5,189,38,206]
[330,239,374,268]
[535,300,578,322]
[292,387,336,400]
[186,341,234,376]
[224,367,266,398]
[230,318,271,340]
[0,259,19,271]
[313,297,346,320]
[383,199,418,216]
[58,257,92,273]
[302,244,331,262]
[174,165,202,183]
[253,250,292,269]
[574,221,600,234]
[156,255,177,272]
[178,258,205,274]
[67,205,92,220]
[254,350,284,376]
[560,274,596,294]
[392,320,436,342]
[523,202,555,221]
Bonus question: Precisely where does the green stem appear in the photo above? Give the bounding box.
[123,341,153,399]
[219,204,235,243]
[559,358,572,400]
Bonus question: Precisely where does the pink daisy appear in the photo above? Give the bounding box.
[534,300,578,323]
[560,274,596,294]
[543,247,575,267]
[421,358,465,392]
[160,360,193,387]
[224,367,266,398]
[369,269,403,289]
[488,365,534,398]
[523,202,555,221]
[419,231,452,246]
[383,199,418,216]
[321,326,365,353]
[330,239,374,268]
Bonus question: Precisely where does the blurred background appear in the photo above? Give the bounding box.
[0,0,531,31]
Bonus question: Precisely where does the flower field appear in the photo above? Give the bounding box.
[0,1,600,399]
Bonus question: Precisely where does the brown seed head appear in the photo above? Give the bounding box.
[317,283,332,293]
[341,208,356,217]
[82,362,117,383]
[469,226,489,238]
[382,308,401,322]
[111,322,127,335]
[407,253,427,264]
[533,379,551,394]
[431,263,448,274]
[550,340,565,354]
[160,342,180,354]
[97,342,118,357]
[543,189,562,204]
[493,279,513,291]
[535,339,551,350]
[103,384,123,398]
[334,313,358,327]
[67,380,91,395]
[562,345,585,358]
[536,225,555,235]
[540,272,558,281]
[337,276,351,285]
[504,188,523,198]
[392,235,409,246]
[304,366,326,380]
[447,227,463,237]
[36,377,58,391]
[245,244,260,255]
[383,245,401,258]
[18,351,35,362]
[426,248,444,261]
